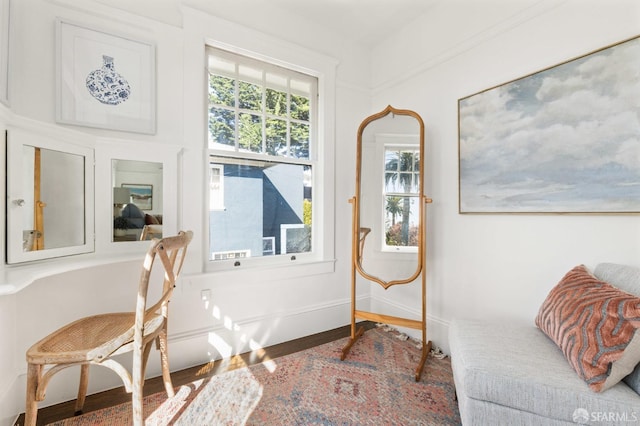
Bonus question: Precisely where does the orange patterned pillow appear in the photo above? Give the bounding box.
[535,265,640,392]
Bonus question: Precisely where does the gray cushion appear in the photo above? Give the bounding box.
[594,263,640,394]
[594,263,640,297]
[449,319,640,424]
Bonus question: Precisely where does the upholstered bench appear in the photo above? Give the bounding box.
[450,263,640,425]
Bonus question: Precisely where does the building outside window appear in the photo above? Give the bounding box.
[206,46,317,263]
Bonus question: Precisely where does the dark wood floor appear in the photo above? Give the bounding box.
[15,321,375,426]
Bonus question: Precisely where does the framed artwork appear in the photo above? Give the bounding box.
[458,35,640,214]
[0,0,10,106]
[122,183,153,210]
[56,19,156,134]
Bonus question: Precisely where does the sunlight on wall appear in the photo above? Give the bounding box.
[207,332,232,358]
[206,304,279,374]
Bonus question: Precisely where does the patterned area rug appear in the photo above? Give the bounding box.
[49,327,461,425]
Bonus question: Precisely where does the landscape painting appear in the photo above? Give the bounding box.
[122,183,152,210]
[458,36,640,213]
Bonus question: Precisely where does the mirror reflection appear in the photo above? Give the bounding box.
[112,159,163,242]
[21,146,86,251]
[6,129,94,264]
[355,106,425,285]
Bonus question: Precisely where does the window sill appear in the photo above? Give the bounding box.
[0,252,142,296]
[189,258,336,283]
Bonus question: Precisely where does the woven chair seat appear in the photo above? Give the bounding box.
[26,312,164,365]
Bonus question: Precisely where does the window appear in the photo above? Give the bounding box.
[206,46,317,265]
[383,145,420,252]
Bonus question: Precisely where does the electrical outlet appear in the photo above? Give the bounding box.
[201,289,211,301]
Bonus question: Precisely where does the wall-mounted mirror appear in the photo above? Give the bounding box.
[6,129,94,264]
[111,159,163,242]
[355,105,426,287]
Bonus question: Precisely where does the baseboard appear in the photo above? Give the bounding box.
[369,294,452,354]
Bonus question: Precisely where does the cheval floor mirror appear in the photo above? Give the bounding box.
[341,105,432,381]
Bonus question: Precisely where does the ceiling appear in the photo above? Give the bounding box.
[98,0,543,50]
[183,0,440,47]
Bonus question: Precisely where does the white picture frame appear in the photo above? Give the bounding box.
[0,0,10,106]
[56,19,156,134]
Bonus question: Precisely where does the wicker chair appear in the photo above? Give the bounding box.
[25,230,193,426]
[140,224,163,241]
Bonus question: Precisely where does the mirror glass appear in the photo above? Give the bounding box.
[112,159,163,242]
[6,130,94,264]
[356,106,424,285]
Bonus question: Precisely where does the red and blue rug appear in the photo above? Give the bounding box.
[50,326,461,425]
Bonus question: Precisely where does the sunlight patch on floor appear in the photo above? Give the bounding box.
[146,370,263,424]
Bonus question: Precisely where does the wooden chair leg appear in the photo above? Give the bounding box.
[132,383,144,426]
[74,364,90,415]
[132,347,145,426]
[158,331,175,397]
[25,363,40,426]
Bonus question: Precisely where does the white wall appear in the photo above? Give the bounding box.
[2,0,640,423]
[368,0,640,348]
[0,0,371,424]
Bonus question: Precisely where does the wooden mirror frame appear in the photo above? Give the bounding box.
[352,105,429,289]
[343,105,432,381]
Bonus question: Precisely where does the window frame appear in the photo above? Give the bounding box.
[378,137,421,254]
[204,44,329,272]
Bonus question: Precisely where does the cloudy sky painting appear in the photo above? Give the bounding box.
[458,37,640,213]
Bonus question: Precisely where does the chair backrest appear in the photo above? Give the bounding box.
[140,224,163,241]
[135,230,193,336]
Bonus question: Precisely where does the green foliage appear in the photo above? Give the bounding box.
[303,199,312,225]
[239,113,262,152]
[385,223,418,246]
[208,71,311,159]
[385,196,402,226]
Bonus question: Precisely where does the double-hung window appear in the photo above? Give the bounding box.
[382,145,420,252]
[206,46,317,265]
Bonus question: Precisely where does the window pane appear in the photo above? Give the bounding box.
[266,118,287,156]
[208,56,235,74]
[239,113,262,153]
[384,172,399,192]
[266,72,287,90]
[385,149,420,193]
[290,94,309,121]
[266,88,287,117]
[209,107,235,149]
[283,225,311,254]
[209,158,312,260]
[384,196,419,247]
[290,122,309,159]
[398,152,413,172]
[385,151,398,171]
[238,64,262,82]
[290,79,311,94]
[238,81,262,111]
[209,75,235,107]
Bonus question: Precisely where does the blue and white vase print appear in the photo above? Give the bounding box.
[86,55,131,105]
